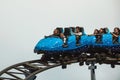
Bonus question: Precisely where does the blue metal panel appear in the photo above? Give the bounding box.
[34,33,120,54]
[102,33,112,45]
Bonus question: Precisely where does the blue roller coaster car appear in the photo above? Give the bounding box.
[34,27,120,56]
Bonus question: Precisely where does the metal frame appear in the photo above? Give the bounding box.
[0,57,120,80]
[89,62,97,80]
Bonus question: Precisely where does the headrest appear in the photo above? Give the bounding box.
[56,27,63,33]
[79,27,84,32]
[103,28,109,34]
[64,28,71,36]
[70,27,76,33]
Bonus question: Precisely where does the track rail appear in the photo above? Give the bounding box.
[0,59,61,80]
[0,57,120,80]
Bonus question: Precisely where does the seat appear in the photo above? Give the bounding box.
[76,27,85,35]
[62,28,71,48]
[64,28,71,36]
[103,28,109,34]
[112,34,119,44]
[79,27,84,33]
[70,27,76,33]
[56,27,63,33]
[95,35,102,43]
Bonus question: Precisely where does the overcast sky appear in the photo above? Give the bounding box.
[0,0,120,80]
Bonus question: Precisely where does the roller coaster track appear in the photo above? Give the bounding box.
[0,57,120,80]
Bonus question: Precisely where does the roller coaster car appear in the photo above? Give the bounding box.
[34,27,87,54]
[34,27,120,58]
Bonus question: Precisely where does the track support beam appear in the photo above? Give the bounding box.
[89,62,96,80]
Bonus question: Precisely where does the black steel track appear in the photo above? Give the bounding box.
[0,57,120,80]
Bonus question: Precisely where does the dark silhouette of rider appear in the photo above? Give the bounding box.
[112,27,120,44]
[74,26,83,46]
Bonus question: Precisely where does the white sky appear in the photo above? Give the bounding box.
[0,0,120,80]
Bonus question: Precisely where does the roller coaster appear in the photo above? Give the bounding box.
[0,27,120,80]
[34,27,120,64]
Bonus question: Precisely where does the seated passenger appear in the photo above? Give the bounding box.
[95,28,105,43]
[45,28,60,38]
[93,29,100,43]
[99,28,105,34]
[74,26,83,46]
[52,28,60,37]
[52,28,69,47]
[112,27,120,44]
[93,29,99,35]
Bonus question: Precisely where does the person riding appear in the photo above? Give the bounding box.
[112,27,120,37]
[52,28,68,47]
[99,28,105,34]
[93,29,99,35]
[45,28,60,38]
[93,29,100,43]
[94,28,105,43]
[112,27,120,44]
[74,26,83,46]
[52,28,60,37]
